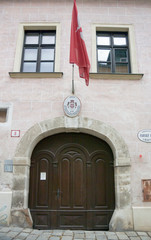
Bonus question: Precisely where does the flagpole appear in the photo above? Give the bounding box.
[72,64,75,94]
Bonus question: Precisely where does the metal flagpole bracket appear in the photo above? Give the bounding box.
[72,64,75,94]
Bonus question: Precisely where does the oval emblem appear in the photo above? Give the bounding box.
[138,129,151,143]
[63,96,81,117]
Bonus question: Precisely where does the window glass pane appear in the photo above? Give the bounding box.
[40,62,54,72]
[23,62,37,72]
[97,36,110,45]
[42,35,55,44]
[113,36,127,46]
[115,49,128,62]
[24,48,38,61]
[115,63,129,73]
[98,62,111,73]
[25,35,39,44]
[98,49,111,62]
[41,49,54,60]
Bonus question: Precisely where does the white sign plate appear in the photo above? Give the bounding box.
[40,172,46,180]
[138,129,151,143]
[63,96,81,117]
[11,130,20,137]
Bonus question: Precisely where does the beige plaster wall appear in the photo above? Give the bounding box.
[132,207,151,231]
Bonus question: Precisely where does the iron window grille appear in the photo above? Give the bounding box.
[21,30,56,73]
[96,32,130,74]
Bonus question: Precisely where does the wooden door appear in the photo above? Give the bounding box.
[29,133,115,230]
[57,145,87,229]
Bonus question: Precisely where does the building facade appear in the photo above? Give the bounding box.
[0,0,151,231]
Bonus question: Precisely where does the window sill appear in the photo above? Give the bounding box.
[9,72,63,78]
[89,73,144,80]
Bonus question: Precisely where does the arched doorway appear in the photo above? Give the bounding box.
[12,116,133,231]
[29,133,115,230]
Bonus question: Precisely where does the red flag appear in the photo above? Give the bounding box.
[70,0,90,86]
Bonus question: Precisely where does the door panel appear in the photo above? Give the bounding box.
[59,158,71,208]
[92,212,109,229]
[57,147,87,228]
[29,152,54,229]
[33,211,50,229]
[94,159,106,207]
[29,133,115,230]
[37,158,49,207]
[73,158,85,208]
[59,212,86,229]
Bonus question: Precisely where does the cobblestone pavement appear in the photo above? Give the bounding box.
[0,227,151,240]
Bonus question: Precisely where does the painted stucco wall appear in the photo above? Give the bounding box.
[0,0,151,230]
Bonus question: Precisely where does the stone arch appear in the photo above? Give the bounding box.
[12,116,133,230]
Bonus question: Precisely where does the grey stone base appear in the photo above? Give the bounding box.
[109,207,134,231]
[11,208,33,228]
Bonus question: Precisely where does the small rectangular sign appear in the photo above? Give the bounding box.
[142,179,151,202]
[40,172,46,180]
[11,130,20,137]
[4,160,13,172]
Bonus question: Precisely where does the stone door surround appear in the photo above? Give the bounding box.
[12,116,133,230]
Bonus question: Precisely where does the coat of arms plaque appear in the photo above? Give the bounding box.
[63,96,81,117]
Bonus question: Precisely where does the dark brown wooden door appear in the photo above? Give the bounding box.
[57,145,87,229]
[29,133,115,230]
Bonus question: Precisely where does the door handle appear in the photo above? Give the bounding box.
[57,189,60,199]
[56,189,62,199]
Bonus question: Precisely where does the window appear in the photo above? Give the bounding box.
[90,24,143,80]
[0,104,12,124]
[21,31,56,73]
[0,109,7,123]
[97,32,130,74]
[9,23,62,78]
